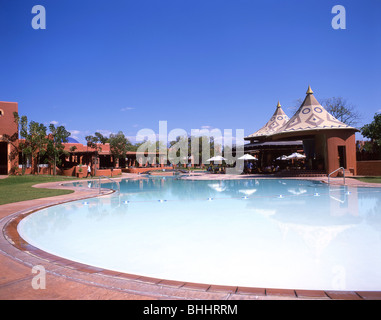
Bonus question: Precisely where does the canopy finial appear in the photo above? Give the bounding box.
[306,85,314,94]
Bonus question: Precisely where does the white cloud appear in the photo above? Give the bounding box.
[96,129,114,137]
[126,135,137,143]
[48,120,66,127]
[67,129,89,144]
[120,107,135,112]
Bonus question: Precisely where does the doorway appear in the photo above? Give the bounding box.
[0,142,8,175]
[338,146,347,168]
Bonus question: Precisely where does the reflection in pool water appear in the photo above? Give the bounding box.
[18,178,381,291]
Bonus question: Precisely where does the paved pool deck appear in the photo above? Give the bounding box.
[1,173,381,300]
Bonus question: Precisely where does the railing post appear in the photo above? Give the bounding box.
[328,167,345,185]
[98,175,120,194]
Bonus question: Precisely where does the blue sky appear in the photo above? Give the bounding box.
[1,0,380,143]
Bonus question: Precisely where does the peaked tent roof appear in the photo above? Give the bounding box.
[271,86,356,136]
[245,101,290,139]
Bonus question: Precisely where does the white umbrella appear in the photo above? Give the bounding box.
[276,155,288,160]
[287,187,307,195]
[208,183,226,192]
[239,189,257,195]
[238,154,258,160]
[206,156,227,162]
[286,152,306,160]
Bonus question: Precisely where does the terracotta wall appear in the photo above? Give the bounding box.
[0,101,18,137]
[13,167,51,175]
[0,102,19,174]
[325,130,357,176]
[61,167,76,176]
[95,169,121,177]
[74,166,122,178]
[357,161,381,176]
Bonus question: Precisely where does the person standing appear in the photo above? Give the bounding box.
[86,163,92,178]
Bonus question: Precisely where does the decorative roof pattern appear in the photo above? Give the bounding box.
[272,86,355,135]
[246,101,290,139]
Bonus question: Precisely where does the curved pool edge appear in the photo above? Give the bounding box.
[181,173,381,188]
[1,177,381,300]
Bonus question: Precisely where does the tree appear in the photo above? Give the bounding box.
[43,124,71,175]
[85,132,108,173]
[127,141,144,152]
[85,135,98,151]
[168,135,188,165]
[189,135,217,166]
[292,96,361,126]
[320,97,361,127]
[94,132,109,144]
[69,145,77,153]
[12,112,30,174]
[28,121,48,174]
[168,135,219,166]
[86,132,108,152]
[361,113,381,153]
[11,113,48,174]
[108,131,131,167]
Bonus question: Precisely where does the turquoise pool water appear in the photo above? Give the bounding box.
[18,177,381,291]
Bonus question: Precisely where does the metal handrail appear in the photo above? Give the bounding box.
[98,175,120,194]
[328,167,345,184]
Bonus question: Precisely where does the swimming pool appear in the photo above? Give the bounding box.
[17,177,381,291]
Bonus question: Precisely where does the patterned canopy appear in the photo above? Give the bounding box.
[272,86,355,135]
[246,101,290,139]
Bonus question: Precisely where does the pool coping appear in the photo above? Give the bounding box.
[1,174,381,300]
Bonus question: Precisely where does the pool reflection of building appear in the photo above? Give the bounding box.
[246,183,363,261]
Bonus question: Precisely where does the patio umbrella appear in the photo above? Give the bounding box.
[287,187,307,195]
[276,155,288,160]
[239,189,257,195]
[208,183,226,192]
[206,156,227,162]
[238,154,258,160]
[286,152,306,160]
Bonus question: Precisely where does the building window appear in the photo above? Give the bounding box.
[0,109,3,117]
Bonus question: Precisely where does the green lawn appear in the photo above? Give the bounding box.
[353,176,381,184]
[0,175,77,205]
